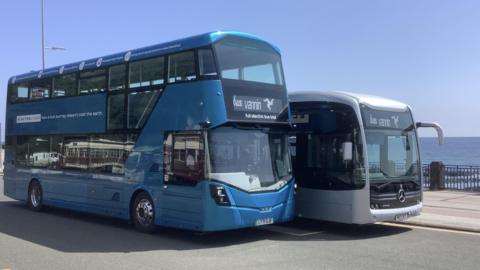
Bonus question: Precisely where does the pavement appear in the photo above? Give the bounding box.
[400,190,480,232]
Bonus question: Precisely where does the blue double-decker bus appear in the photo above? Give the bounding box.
[4,31,294,232]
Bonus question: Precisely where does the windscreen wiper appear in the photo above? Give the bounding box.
[378,168,393,179]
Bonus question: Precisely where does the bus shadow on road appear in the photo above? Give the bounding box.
[269,218,412,240]
[0,201,410,253]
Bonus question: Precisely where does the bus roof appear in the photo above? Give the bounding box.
[289,90,409,111]
[9,31,280,85]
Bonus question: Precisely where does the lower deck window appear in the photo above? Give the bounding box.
[163,132,205,185]
[11,134,137,174]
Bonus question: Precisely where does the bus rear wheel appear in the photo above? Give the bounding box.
[28,181,43,211]
[131,192,156,233]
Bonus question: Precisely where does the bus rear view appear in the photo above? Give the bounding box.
[289,91,443,224]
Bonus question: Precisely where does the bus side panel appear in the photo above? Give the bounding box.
[159,185,204,230]
[3,175,16,198]
[351,187,375,224]
[14,169,33,202]
[41,171,91,207]
[3,149,17,198]
[296,188,355,223]
[296,187,374,224]
[22,170,129,219]
[88,174,128,218]
[126,80,227,229]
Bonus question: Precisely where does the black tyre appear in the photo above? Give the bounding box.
[131,192,156,233]
[27,180,43,211]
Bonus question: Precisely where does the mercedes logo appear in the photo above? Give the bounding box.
[397,185,406,203]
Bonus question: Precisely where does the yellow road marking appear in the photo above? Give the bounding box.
[379,222,480,236]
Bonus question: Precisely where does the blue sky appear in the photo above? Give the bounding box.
[1,0,479,137]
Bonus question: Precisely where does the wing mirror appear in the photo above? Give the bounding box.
[416,122,444,145]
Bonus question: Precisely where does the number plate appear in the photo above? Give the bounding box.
[255,218,274,226]
[394,213,409,222]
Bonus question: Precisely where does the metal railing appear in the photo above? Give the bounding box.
[422,164,431,189]
[422,163,480,191]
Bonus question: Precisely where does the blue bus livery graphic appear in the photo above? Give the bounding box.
[7,94,106,135]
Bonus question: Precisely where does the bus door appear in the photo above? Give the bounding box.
[161,132,205,227]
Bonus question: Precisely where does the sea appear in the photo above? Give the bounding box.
[420,137,480,166]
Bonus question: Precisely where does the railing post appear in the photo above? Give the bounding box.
[430,161,445,190]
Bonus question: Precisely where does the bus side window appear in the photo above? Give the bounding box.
[108,64,126,91]
[198,49,217,77]
[79,69,106,95]
[28,136,50,168]
[163,132,204,185]
[108,94,125,130]
[53,74,77,97]
[127,90,160,129]
[61,136,90,170]
[15,136,29,167]
[168,51,196,83]
[88,134,126,174]
[8,83,29,103]
[49,136,64,169]
[30,79,52,100]
[129,57,165,88]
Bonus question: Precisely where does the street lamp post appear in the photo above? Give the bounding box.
[41,0,45,70]
[41,0,66,70]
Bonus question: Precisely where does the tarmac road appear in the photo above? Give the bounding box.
[0,180,479,270]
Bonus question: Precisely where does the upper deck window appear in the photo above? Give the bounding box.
[31,79,51,100]
[108,94,125,130]
[214,36,284,86]
[109,64,126,91]
[129,57,165,88]
[53,74,77,97]
[79,69,106,95]
[127,90,160,129]
[198,49,217,77]
[8,83,29,103]
[168,51,196,83]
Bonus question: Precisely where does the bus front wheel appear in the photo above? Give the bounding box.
[131,192,156,233]
[28,180,43,211]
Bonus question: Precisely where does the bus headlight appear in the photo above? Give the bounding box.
[209,184,231,206]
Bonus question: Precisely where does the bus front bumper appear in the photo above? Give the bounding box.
[201,199,295,232]
[370,202,422,223]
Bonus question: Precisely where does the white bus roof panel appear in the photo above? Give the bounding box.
[289,91,409,111]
